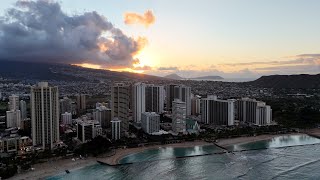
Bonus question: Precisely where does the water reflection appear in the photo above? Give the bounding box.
[119,145,222,164]
[227,135,320,151]
[48,136,320,180]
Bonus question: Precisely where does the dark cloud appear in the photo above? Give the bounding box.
[297,54,320,58]
[157,66,178,71]
[0,0,145,68]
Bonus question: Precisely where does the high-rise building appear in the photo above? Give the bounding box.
[60,97,72,114]
[111,83,130,133]
[174,85,191,116]
[256,105,272,125]
[133,83,165,123]
[8,95,19,111]
[20,100,27,120]
[145,85,165,114]
[236,98,257,124]
[31,82,59,149]
[111,117,121,140]
[141,112,160,134]
[172,99,186,133]
[165,84,177,112]
[76,94,86,114]
[132,83,146,123]
[201,95,235,126]
[6,95,21,128]
[236,98,272,125]
[6,110,21,128]
[93,106,112,128]
[61,112,72,125]
[191,95,201,115]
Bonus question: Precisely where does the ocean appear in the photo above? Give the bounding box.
[48,134,320,180]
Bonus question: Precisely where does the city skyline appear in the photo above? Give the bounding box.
[1,1,320,179]
[0,0,319,78]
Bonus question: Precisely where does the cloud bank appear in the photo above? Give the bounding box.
[147,54,320,79]
[124,10,155,27]
[0,0,145,68]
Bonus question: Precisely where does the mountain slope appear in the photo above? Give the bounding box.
[249,74,320,89]
[164,73,183,80]
[0,61,165,82]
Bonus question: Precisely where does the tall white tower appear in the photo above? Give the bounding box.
[133,83,146,123]
[31,82,60,149]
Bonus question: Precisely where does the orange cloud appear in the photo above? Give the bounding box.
[124,10,155,27]
[73,63,102,69]
[133,37,148,56]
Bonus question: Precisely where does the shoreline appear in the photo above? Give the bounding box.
[10,132,314,179]
[97,140,213,165]
[99,132,306,165]
[9,157,97,180]
[216,132,302,147]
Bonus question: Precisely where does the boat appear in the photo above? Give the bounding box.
[65,170,70,174]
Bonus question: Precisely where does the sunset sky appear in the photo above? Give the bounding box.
[0,0,319,78]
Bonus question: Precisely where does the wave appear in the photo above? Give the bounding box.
[270,158,320,179]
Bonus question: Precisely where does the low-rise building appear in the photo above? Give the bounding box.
[111,117,121,140]
[186,119,200,134]
[61,112,72,125]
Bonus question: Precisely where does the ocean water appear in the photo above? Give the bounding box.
[226,134,320,151]
[119,145,223,164]
[48,135,320,180]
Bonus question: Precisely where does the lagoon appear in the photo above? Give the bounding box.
[48,134,320,180]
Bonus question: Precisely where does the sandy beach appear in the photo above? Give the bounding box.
[9,157,97,180]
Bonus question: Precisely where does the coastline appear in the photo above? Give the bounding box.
[9,157,97,180]
[97,140,213,165]
[216,133,301,147]
[10,132,310,179]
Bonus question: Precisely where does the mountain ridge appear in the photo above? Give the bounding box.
[164,73,224,80]
[0,60,166,82]
[249,74,320,89]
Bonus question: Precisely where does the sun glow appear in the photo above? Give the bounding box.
[73,63,145,74]
[109,68,144,74]
[134,48,157,67]
[73,63,102,69]
[72,47,156,74]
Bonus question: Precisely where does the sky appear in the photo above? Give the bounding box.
[0,0,319,78]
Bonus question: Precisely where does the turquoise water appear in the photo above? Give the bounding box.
[119,145,223,164]
[48,134,320,180]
